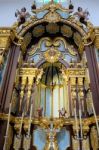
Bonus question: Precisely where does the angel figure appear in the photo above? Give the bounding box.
[15,7,30,26]
[74,7,90,25]
[59,107,68,118]
[37,107,43,117]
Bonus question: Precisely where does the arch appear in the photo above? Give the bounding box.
[18,19,86,37]
[35,58,70,68]
[16,19,89,57]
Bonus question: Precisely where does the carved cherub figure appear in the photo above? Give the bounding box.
[74,7,90,25]
[15,7,30,26]
[59,107,68,118]
[37,107,43,117]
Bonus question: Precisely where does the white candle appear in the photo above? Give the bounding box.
[19,112,24,137]
[3,103,12,150]
[74,107,79,138]
[92,101,99,136]
[50,122,54,129]
[78,95,83,139]
[28,104,33,136]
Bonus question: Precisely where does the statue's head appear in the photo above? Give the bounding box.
[21,7,26,12]
[78,7,83,12]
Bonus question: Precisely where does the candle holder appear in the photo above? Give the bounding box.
[14,123,22,139]
[73,125,89,141]
[44,122,60,150]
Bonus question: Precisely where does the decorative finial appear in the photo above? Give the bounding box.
[31,0,36,10]
[69,0,74,13]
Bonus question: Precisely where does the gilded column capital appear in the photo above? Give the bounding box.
[95,27,99,49]
[0,28,11,49]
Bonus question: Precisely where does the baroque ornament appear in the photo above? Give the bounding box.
[61,25,73,38]
[44,47,61,63]
[44,11,61,23]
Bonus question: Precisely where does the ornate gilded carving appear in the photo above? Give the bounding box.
[0,37,10,49]
[62,68,85,78]
[61,25,73,38]
[19,67,38,77]
[86,90,93,116]
[0,113,99,128]
[46,23,59,34]
[73,31,84,53]
[23,135,31,150]
[36,68,43,84]
[13,135,21,150]
[72,137,80,150]
[95,27,99,49]
[31,2,72,21]
[33,25,45,37]
[23,32,32,48]
[0,2,98,149]
[0,28,11,66]
[0,48,5,65]
[44,47,61,63]
[82,138,90,150]
[19,76,27,112]
[73,32,83,47]
[17,67,43,112]
[45,10,61,23]
[90,126,99,150]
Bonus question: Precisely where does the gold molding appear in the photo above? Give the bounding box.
[0,3,98,56]
[0,113,99,127]
[95,27,99,49]
[44,47,61,63]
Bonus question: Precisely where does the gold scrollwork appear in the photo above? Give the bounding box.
[44,47,61,63]
[61,25,73,38]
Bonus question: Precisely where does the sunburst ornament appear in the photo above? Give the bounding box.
[44,47,61,63]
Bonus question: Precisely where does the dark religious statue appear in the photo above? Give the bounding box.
[15,7,30,26]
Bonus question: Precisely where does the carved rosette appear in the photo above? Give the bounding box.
[44,11,61,23]
[44,47,61,63]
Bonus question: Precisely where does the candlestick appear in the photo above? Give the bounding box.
[3,103,12,150]
[27,104,33,136]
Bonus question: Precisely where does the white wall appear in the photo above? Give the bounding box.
[0,0,99,27]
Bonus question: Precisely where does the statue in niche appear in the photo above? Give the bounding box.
[74,7,89,25]
[90,126,99,150]
[11,85,20,115]
[37,107,43,117]
[59,108,68,118]
[15,7,30,26]
[86,89,94,116]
